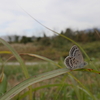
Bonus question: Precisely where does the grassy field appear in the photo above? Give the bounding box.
[0,41,100,61]
[0,41,100,100]
[3,59,100,100]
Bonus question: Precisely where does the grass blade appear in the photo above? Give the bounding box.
[69,73,97,100]
[0,38,29,78]
[74,68,100,74]
[0,68,69,100]
[0,38,33,100]
[19,83,72,99]
[5,53,62,68]
[0,74,7,97]
[19,6,90,61]
[0,51,11,54]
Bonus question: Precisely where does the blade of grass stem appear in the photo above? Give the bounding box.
[0,68,69,100]
[0,38,33,100]
[68,73,97,100]
[19,6,90,61]
[19,83,72,99]
[0,51,11,54]
[69,74,81,100]
[0,38,29,78]
[5,53,62,68]
[55,75,68,100]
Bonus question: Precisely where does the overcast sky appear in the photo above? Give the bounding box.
[0,0,100,37]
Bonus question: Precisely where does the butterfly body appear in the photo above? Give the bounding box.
[64,45,87,70]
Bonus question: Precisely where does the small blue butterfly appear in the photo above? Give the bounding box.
[64,45,87,70]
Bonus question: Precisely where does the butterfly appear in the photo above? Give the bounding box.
[64,45,87,70]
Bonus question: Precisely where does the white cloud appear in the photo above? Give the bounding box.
[0,0,100,37]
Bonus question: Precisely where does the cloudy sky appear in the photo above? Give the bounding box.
[0,0,100,37]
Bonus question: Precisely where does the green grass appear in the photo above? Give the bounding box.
[0,7,100,99]
[0,38,100,100]
[3,60,100,100]
[0,37,100,100]
[0,41,100,61]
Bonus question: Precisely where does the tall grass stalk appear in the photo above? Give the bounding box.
[0,68,68,100]
[0,38,33,100]
[19,6,90,61]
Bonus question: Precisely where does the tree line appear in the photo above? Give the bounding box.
[7,28,100,45]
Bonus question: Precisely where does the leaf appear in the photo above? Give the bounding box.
[0,74,7,97]
[0,51,11,54]
[0,68,69,100]
[74,68,100,74]
[0,38,33,100]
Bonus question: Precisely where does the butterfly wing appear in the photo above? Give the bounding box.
[64,56,82,70]
[69,45,84,63]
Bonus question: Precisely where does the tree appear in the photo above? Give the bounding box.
[14,35,19,43]
[8,36,12,43]
[20,36,32,44]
